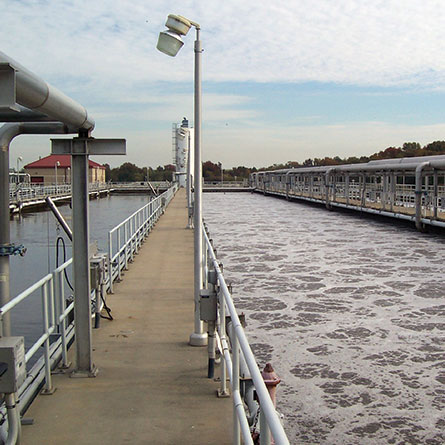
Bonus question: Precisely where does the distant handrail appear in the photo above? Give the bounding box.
[9,182,110,204]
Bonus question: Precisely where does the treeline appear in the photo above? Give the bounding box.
[104,141,445,182]
[262,141,445,171]
[104,163,175,182]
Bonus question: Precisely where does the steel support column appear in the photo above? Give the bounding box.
[71,139,96,376]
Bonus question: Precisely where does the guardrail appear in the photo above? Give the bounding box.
[202,228,289,445]
[0,258,75,417]
[108,181,171,190]
[107,185,177,293]
[204,181,249,187]
[0,185,178,431]
[9,182,109,202]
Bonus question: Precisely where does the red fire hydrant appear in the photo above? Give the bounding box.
[261,362,281,408]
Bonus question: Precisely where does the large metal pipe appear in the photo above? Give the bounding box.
[0,51,94,131]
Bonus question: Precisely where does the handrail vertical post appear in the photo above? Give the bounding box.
[259,406,271,445]
[218,286,228,397]
[108,231,113,293]
[232,324,241,445]
[124,223,129,267]
[117,229,122,280]
[58,270,70,368]
[41,282,54,393]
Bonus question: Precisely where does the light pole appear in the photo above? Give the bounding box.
[55,160,60,189]
[157,14,207,346]
[219,161,223,184]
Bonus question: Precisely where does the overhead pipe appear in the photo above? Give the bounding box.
[0,51,94,132]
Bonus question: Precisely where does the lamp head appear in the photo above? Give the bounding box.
[165,15,191,35]
[157,30,184,57]
[157,14,193,57]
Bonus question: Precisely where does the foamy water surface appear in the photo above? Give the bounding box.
[203,192,445,444]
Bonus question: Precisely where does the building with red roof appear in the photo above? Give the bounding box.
[24,154,106,184]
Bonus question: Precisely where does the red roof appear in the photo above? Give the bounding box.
[25,154,105,169]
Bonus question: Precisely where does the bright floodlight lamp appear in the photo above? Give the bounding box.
[156,14,193,57]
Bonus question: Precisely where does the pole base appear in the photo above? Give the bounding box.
[189,332,208,346]
[70,364,98,378]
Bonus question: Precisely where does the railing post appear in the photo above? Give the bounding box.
[124,223,129,269]
[217,285,229,398]
[41,282,54,394]
[108,231,114,293]
[117,229,122,281]
[58,270,70,368]
[232,324,241,445]
[259,406,271,445]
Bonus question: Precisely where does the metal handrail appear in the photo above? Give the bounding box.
[9,182,110,203]
[0,257,74,402]
[203,229,290,445]
[107,185,177,292]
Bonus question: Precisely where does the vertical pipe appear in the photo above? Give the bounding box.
[390,173,395,211]
[190,28,207,346]
[71,141,95,375]
[415,162,430,231]
[434,170,438,219]
[0,147,11,336]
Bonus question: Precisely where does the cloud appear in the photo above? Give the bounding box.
[3,0,445,89]
[3,1,445,169]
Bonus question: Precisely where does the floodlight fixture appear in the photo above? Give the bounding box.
[156,14,198,57]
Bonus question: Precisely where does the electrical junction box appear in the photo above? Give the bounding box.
[90,254,107,289]
[200,289,217,322]
[0,337,26,393]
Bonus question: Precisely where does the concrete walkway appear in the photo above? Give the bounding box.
[21,189,232,445]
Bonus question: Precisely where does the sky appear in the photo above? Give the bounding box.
[3,0,445,168]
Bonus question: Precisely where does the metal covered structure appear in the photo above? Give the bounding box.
[250,155,445,231]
